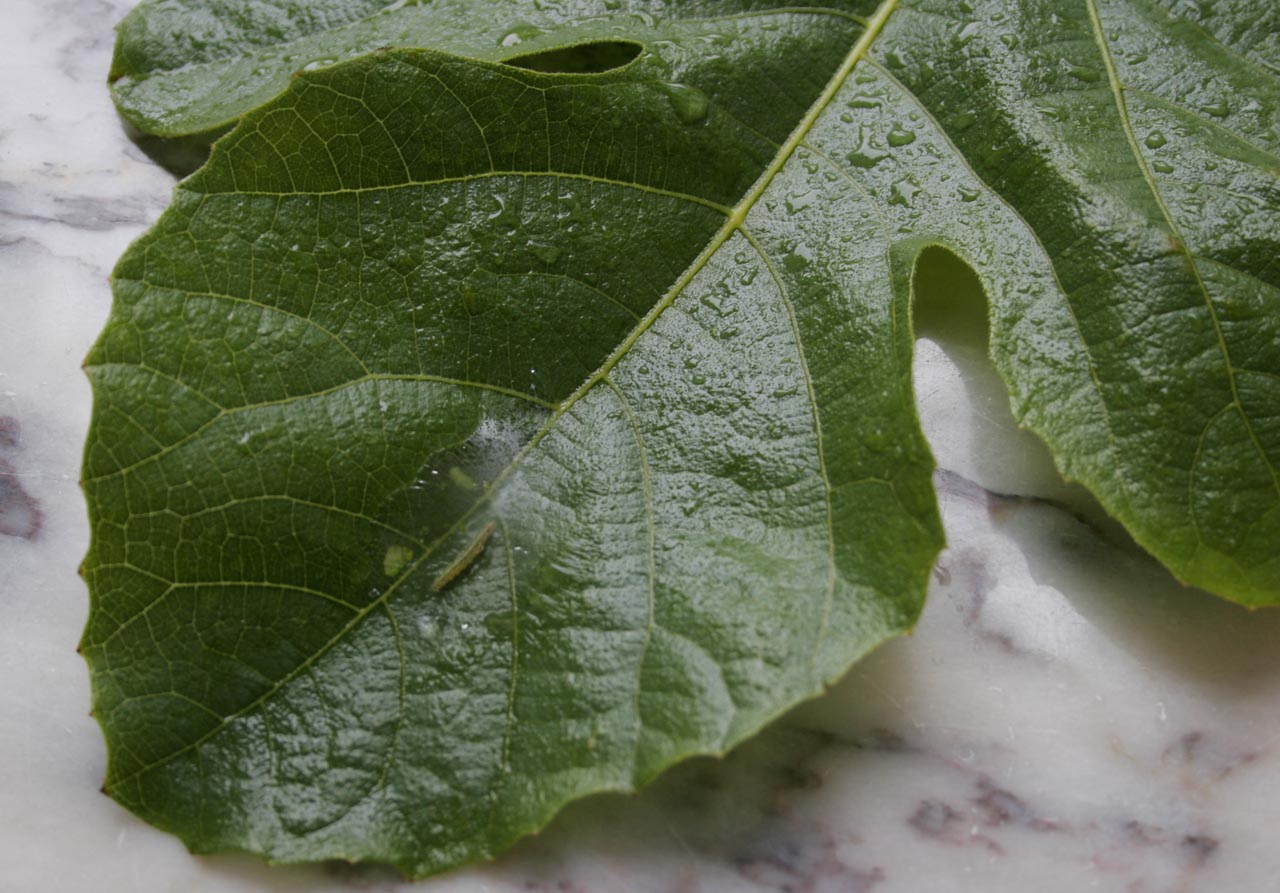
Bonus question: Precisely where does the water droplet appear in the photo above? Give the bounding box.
[484,611,516,637]
[959,186,980,202]
[1152,160,1174,174]
[389,251,418,275]
[846,125,887,168]
[449,467,477,490]
[461,284,483,316]
[1144,130,1167,149]
[664,83,709,125]
[1067,65,1102,83]
[1202,100,1230,118]
[783,243,813,273]
[784,190,814,214]
[498,22,542,48]
[301,57,337,71]
[486,193,520,232]
[887,128,917,147]
[888,176,922,208]
[529,243,561,265]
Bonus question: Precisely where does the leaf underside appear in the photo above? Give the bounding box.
[87,0,1280,879]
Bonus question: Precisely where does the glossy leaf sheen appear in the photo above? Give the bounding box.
[87,0,1280,879]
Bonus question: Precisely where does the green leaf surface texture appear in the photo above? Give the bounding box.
[88,0,1280,878]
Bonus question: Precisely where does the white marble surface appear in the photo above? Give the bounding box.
[2,2,1279,891]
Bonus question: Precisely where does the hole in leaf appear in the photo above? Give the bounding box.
[910,245,1121,538]
[912,244,990,348]
[502,40,643,74]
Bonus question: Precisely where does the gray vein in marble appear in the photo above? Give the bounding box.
[0,416,43,540]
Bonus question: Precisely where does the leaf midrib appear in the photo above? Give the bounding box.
[105,0,903,791]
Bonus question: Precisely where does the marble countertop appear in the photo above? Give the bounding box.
[3,2,1278,891]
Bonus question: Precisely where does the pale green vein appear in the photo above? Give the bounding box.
[112,279,371,376]
[602,377,656,779]
[492,270,642,322]
[138,494,426,549]
[1134,0,1280,88]
[1085,0,1280,498]
[84,372,555,484]
[96,580,361,651]
[199,169,735,216]
[738,226,838,679]
[89,361,226,411]
[117,691,224,722]
[1123,86,1280,167]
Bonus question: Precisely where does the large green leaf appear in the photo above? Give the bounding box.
[86,0,1279,878]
